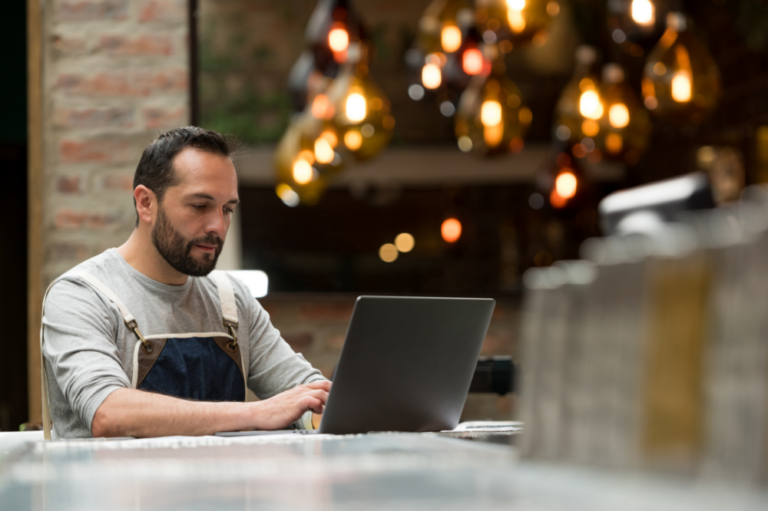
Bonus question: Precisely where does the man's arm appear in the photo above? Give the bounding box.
[92,380,331,437]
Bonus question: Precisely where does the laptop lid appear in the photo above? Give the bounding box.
[319,296,496,435]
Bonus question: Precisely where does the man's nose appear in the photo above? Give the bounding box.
[205,210,228,238]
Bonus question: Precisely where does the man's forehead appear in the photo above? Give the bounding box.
[171,149,237,182]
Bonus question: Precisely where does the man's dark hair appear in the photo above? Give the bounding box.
[133,126,233,226]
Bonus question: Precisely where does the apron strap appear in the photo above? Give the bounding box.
[40,279,60,440]
[210,271,238,327]
[76,271,136,325]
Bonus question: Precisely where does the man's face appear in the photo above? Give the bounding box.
[151,148,239,277]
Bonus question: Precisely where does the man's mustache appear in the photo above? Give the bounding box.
[187,234,223,251]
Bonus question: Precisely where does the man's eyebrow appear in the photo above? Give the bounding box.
[187,193,240,205]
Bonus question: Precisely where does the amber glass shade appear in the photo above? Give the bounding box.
[475,0,557,47]
[554,46,601,144]
[599,64,652,164]
[331,57,394,162]
[642,12,721,125]
[454,48,531,156]
[417,0,475,56]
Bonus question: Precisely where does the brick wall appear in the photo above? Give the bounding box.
[42,0,189,283]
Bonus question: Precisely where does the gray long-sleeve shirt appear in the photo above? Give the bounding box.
[42,248,324,439]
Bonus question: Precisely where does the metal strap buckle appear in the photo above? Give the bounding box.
[125,319,152,352]
[223,319,238,350]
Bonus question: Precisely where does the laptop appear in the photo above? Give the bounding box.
[217,296,495,436]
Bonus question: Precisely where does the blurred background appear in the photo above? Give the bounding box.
[6,0,768,443]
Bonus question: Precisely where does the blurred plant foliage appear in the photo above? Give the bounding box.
[198,29,292,144]
[732,0,768,51]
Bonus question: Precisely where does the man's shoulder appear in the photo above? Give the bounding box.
[53,249,121,287]
[198,271,261,314]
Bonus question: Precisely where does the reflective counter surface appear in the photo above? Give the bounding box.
[0,433,766,510]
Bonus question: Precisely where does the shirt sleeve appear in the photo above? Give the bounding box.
[229,278,326,400]
[42,277,131,432]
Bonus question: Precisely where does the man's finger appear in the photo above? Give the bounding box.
[305,380,331,391]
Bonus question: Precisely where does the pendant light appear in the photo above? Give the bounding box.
[332,43,395,161]
[475,0,558,47]
[306,0,366,77]
[553,46,602,146]
[641,12,721,125]
[408,0,475,106]
[599,64,651,164]
[606,0,661,46]
[454,45,532,156]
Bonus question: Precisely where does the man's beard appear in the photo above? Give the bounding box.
[152,205,223,277]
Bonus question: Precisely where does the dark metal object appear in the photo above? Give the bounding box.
[468,356,515,395]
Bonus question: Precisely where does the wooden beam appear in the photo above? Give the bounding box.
[27,0,44,423]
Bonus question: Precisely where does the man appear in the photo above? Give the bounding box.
[42,127,330,439]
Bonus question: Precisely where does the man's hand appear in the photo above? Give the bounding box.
[252,380,331,430]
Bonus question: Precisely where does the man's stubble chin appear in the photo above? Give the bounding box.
[151,205,224,277]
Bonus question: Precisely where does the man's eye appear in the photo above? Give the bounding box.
[224,208,234,215]
[192,204,207,210]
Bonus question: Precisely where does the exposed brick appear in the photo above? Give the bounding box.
[98,173,134,192]
[298,303,354,321]
[142,106,187,129]
[54,209,122,230]
[47,242,93,261]
[282,332,313,353]
[97,34,174,56]
[56,70,188,97]
[138,0,187,23]
[56,176,83,194]
[57,0,128,22]
[53,107,135,129]
[51,35,88,54]
[59,139,132,164]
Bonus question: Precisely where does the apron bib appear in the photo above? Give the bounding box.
[40,270,247,439]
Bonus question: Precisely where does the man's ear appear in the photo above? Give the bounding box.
[134,185,156,226]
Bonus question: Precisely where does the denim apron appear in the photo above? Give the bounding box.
[41,271,246,439]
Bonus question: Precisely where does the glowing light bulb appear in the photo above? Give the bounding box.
[441,25,462,53]
[379,243,399,263]
[422,63,442,89]
[311,94,334,120]
[320,130,337,148]
[462,48,484,75]
[345,92,367,123]
[276,184,300,207]
[555,171,577,199]
[314,138,334,164]
[292,160,314,185]
[631,0,655,26]
[298,149,314,164]
[606,133,623,154]
[344,131,363,150]
[609,103,630,128]
[507,0,526,9]
[328,27,350,53]
[579,90,604,120]
[582,119,600,137]
[395,233,415,253]
[508,10,526,33]
[671,71,692,102]
[441,218,462,243]
[481,101,503,127]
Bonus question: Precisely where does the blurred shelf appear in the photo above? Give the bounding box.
[234,145,626,188]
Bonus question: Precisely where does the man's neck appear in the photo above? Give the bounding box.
[116,230,189,286]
